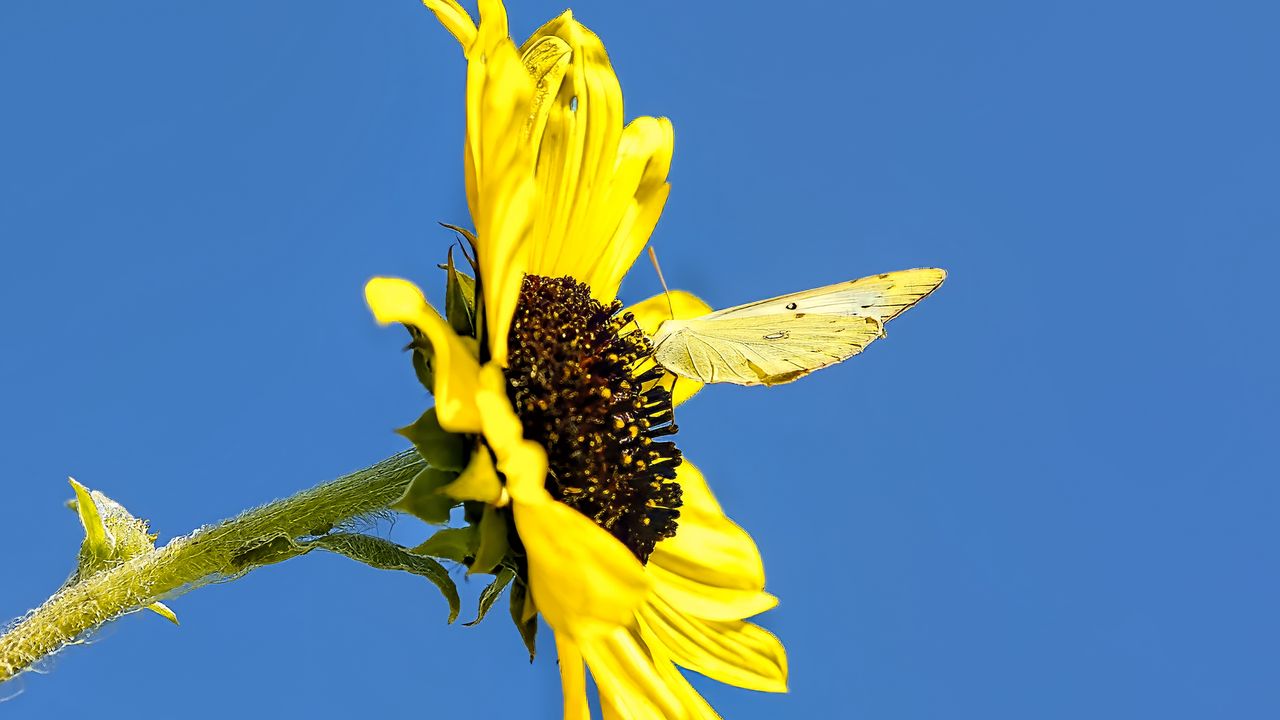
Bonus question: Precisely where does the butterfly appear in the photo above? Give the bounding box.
[648,268,946,386]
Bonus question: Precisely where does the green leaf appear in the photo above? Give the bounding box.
[307,533,460,624]
[470,505,509,575]
[396,407,466,471]
[411,526,477,564]
[230,535,306,569]
[392,468,458,525]
[443,246,477,337]
[509,576,538,661]
[465,566,515,627]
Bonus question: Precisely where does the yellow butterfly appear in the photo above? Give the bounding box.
[649,268,946,386]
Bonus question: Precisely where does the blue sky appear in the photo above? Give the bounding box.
[1,1,1276,717]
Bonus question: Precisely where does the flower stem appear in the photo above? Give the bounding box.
[0,450,423,684]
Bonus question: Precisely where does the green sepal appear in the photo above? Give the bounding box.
[148,601,180,625]
[439,223,479,269]
[411,526,477,565]
[465,565,515,627]
[443,246,477,338]
[307,533,459,624]
[404,325,435,392]
[509,576,538,661]
[396,407,466,471]
[470,505,509,576]
[68,478,179,625]
[392,468,458,525]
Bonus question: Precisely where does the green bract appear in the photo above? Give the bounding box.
[68,479,178,624]
[384,244,537,654]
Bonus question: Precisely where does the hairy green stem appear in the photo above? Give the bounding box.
[0,450,423,684]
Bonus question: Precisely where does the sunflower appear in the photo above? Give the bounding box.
[366,1,786,717]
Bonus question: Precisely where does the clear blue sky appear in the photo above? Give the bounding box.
[2,1,1276,717]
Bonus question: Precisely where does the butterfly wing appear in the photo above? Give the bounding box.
[652,314,884,386]
[650,268,945,386]
[706,268,945,324]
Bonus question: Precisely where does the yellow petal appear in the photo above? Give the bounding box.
[521,34,571,149]
[513,499,648,635]
[587,116,674,300]
[460,4,537,363]
[556,634,591,720]
[365,278,483,433]
[578,627,681,720]
[627,291,713,336]
[644,654,725,720]
[639,595,788,694]
[473,365,547,506]
[648,460,766,594]
[470,365,650,639]
[516,14,674,303]
[440,444,506,505]
[648,563,778,622]
[625,290,713,407]
[421,0,477,49]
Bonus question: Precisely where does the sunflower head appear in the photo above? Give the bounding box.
[393,241,687,565]
[368,1,787,717]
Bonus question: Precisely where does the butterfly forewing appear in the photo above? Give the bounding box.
[649,267,945,386]
[702,268,946,326]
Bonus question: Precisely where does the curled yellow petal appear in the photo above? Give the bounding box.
[521,34,571,150]
[421,0,477,49]
[440,444,507,506]
[364,277,482,433]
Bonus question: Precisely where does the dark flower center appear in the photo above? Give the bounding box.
[505,275,682,563]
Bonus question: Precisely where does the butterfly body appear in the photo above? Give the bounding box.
[649,268,946,386]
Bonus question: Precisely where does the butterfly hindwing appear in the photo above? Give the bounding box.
[653,314,883,386]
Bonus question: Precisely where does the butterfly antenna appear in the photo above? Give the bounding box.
[646,245,683,405]
[647,246,676,320]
